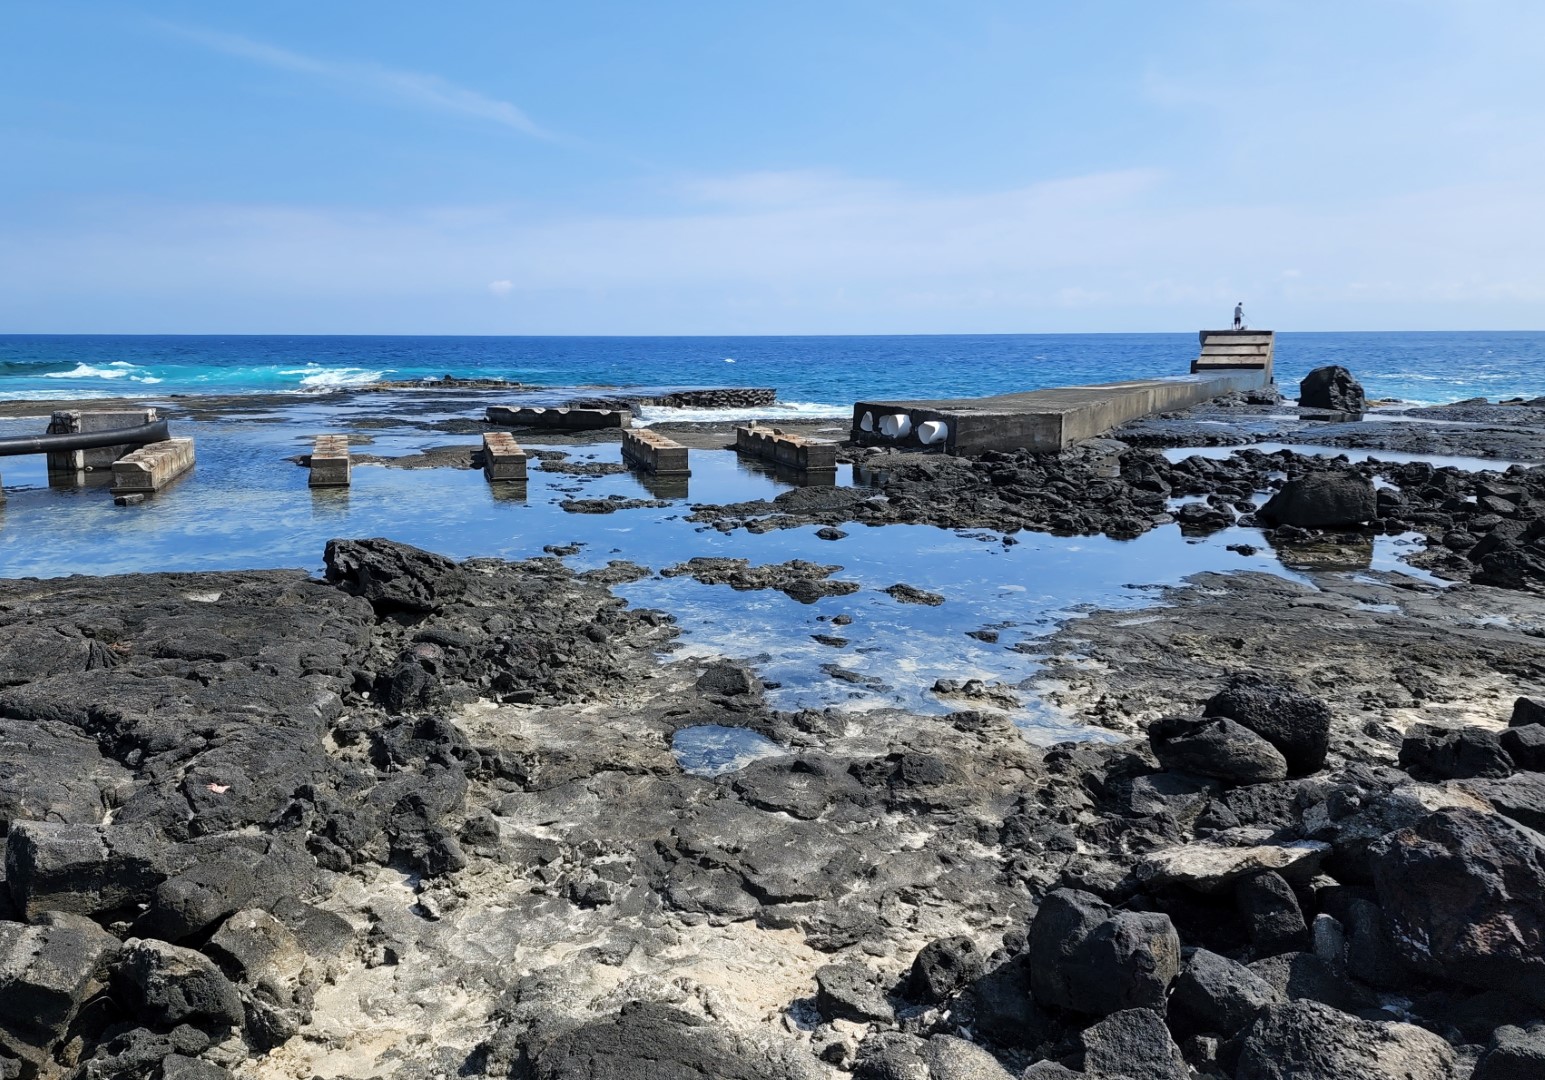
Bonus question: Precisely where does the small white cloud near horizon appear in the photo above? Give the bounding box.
[487,280,514,296]
[156,21,555,140]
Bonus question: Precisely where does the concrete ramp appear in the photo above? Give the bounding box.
[851,331,1274,455]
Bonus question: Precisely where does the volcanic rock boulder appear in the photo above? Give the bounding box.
[907,935,987,1005]
[115,938,245,1031]
[1027,889,1180,1016]
[1169,947,1283,1037]
[5,821,169,921]
[1298,366,1366,413]
[1235,1000,1458,1080]
[1258,472,1377,529]
[1148,714,1288,785]
[1371,807,1545,1005]
[1474,1024,1545,1080]
[1398,723,1513,780]
[1204,674,1333,774]
[0,912,121,1070]
[1079,1008,1187,1080]
[323,537,467,613]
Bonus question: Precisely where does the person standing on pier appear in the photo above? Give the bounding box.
[1233,301,1245,329]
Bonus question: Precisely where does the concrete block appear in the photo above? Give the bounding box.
[622,429,690,476]
[47,409,159,472]
[110,439,194,496]
[735,426,838,472]
[486,405,630,430]
[482,432,528,482]
[308,435,351,488]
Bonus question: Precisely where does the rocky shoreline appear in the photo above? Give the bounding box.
[3,379,1545,1079]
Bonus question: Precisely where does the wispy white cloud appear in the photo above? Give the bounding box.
[156,21,554,140]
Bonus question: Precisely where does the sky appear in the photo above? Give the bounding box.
[1,1,1543,335]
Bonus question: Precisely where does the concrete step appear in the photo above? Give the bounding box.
[1200,334,1273,346]
[1200,344,1271,356]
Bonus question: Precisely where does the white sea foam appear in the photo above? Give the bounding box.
[633,400,847,427]
[43,362,162,384]
[280,364,393,391]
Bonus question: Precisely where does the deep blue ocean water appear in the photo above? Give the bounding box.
[2,331,1542,408]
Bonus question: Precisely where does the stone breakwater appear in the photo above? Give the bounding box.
[4,387,1545,1078]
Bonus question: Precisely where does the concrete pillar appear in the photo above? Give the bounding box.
[46,409,159,472]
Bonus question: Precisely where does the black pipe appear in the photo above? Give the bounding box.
[0,419,170,458]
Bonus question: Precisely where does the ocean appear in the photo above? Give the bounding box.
[2,331,1542,412]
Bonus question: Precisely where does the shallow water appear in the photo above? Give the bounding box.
[1162,442,1523,473]
[0,403,1452,743]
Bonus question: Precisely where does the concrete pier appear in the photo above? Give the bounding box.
[852,333,1273,455]
[481,432,528,482]
[309,435,351,488]
[110,438,194,498]
[46,409,159,473]
[486,405,631,430]
[622,429,691,476]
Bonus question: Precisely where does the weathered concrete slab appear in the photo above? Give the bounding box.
[622,429,690,476]
[1192,330,1274,378]
[486,405,630,430]
[852,368,1271,455]
[736,426,839,472]
[308,435,351,488]
[110,438,194,496]
[46,409,159,472]
[481,432,528,482]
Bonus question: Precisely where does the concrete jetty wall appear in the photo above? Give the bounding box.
[46,409,160,472]
[622,429,690,476]
[852,332,1273,455]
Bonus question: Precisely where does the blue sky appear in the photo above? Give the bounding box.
[2,1,1542,334]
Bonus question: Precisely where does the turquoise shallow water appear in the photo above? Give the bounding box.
[2,331,1543,407]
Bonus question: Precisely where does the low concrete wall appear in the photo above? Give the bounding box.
[486,405,630,430]
[481,432,528,482]
[47,409,159,472]
[622,429,690,476]
[852,368,1271,455]
[111,438,194,496]
[735,425,838,471]
[309,435,351,488]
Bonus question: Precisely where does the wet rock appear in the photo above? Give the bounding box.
[1259,472,1377,529]
[1236,870,1311,956]
[662,557,859,604]
[907,935,987,1004]
[1371,807,1545,1004]
[1148,714,1289,785]
[884,583,945,606]
[1169,947,1283,1037]
[1235,1000,1458,1080]
[696,660,759,697]
[814,963,895,1024]
[0,911,120,1068]
[5,821,169,921]
[115,938,245,1030]
[1027,888,1180,1016]
[322,537,466,613]
[1298,366,1366,414]
[1398,723,1513,780]
[1473,1024,1545,1080]
[1079,1008,1187,1080]
[1204,674,1333,774]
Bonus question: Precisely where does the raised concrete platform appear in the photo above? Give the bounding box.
[486,405,631,430]
[481,432,528,482]
[110,438,194,497]
[1192,330,1274,377]
[735,426,839,472]
[309,435,351,488]
[622,429,690,476]
[852,333,1274,455]
[46,408,160,472]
